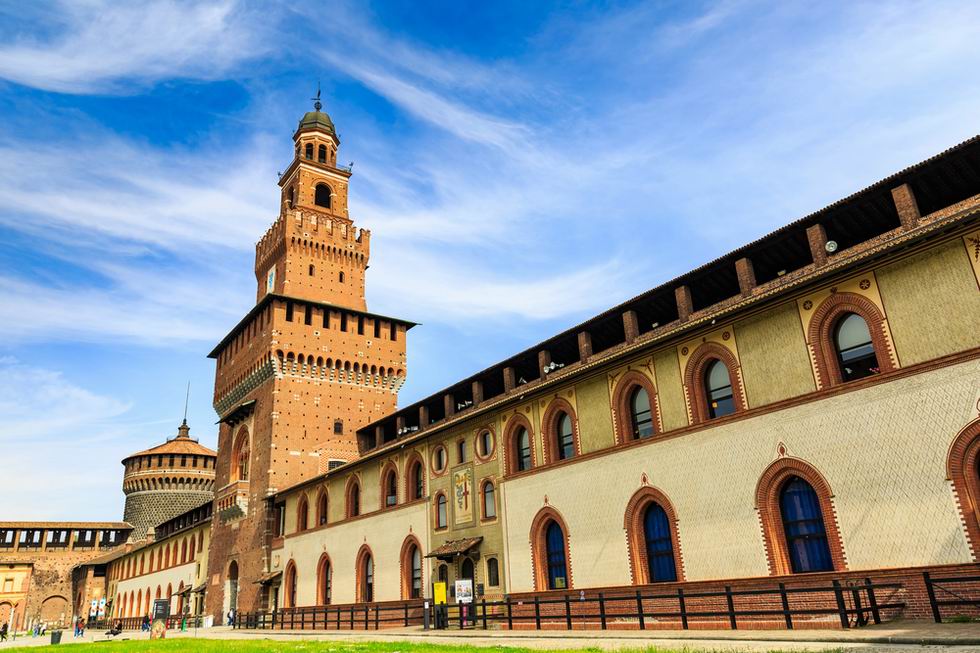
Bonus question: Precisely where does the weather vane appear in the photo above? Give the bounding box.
[312,80,322,112]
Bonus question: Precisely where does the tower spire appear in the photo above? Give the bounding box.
[177,381,191,438]
[311,81,322,112]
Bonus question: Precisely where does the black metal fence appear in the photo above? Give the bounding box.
[235,578,904,631]
[924,571,980,622]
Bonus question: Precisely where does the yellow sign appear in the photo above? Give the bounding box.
[433,582,447,605]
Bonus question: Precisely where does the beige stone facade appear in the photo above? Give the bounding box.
[256,129,980,616]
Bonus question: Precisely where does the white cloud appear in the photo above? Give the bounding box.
[0,0,269,93]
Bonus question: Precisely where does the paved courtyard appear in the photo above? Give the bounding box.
[4,622,980,652]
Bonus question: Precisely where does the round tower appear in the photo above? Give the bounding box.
[121,420,217,540]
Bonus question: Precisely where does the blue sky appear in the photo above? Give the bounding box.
[2,0,979,520]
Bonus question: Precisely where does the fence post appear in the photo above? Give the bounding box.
[779,582,792,629]
[725,586,737,629]
[507,595,513,630]
[405,602,410,627]
[864,578,881,625]
[832,580,849,629]
[336,606,341,630]
[598,592,607,630]
[565,594,572,630]
[482,599,488,630]
[349,606,354,630]
[678,587,688,629]
[534,596,541,630]
[851,585,866,627]
[635,590,645,630]
[364,605,369,630]
[923,572,942,623]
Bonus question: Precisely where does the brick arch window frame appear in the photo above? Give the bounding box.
[315,488,329,526]
[807,291,896,389]
[755,456,847,575]
[683,342,747,424]
[399,534,424,600]
[623,485,685,585]
[296,495,310,533]
[405,453,426,501]
[611,370,661,445]
[380,462,399,510]
[475,425,497,462]
[541,397,581,465]
[283,559,298,608]
[480,478,497,521]
[355,544,375,603]
[430,443,448,477]
[946,418,980,556]
[529,505,573,591]
[316,553,333,605]
[345,475,362,519]
[433,491,449,531]
[504,413,536,476]
[232,426,251,482]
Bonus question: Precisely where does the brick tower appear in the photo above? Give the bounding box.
[121,420,216,540]
[205,99,412,617]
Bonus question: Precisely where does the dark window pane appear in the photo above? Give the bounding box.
[834,313,879,382]
[704,360,735,418]
[643,503,676,582]
[630,387,654,439]
[557,413,574,460]
[780,477,833,573]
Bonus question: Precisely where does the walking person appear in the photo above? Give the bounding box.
[0,621,8,642]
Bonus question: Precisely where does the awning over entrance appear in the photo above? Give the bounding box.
[191,583,207,594]
[425,536,483,560]
[253,570,282,585]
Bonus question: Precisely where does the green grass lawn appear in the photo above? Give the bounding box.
[0,640,837,653]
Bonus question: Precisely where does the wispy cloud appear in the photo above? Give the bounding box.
[0,0,270,94]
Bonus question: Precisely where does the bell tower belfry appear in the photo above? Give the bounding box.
[206,97,413,619]
[255,94,368,310]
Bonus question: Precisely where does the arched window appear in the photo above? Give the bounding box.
[643,504,677,582]
[317,555,332,605]
[339,271,345,283]
[516,427,532,472]
[410,546,422,598]
[486,558,500,586]
[947,419,980,554]
[408,458,425,501]
[318,144,327,163]
[316,491,328,526]
[181,539,188,563]
[383,467,398,508]
[481,480,496,519]
[296,497,309,532]
[308,264,315,276]
[461,558,474,581]
[232,428,250,482]
[315,183,331,208]
[629,387,654,439]
[432,445,447,474]
[555,412,574,460]
[457,439,467,463]
[477,430,494,459]
[438,564,448,584]
[304,143,313,159]
[346,479,361,518]
[545,522,568,590]
[359,551,374,603]
[833,313,879,382]
[779,476,833,573]
[435,492,448,529]
[287,185,295,208]
[401,538,423,600]
[283,561,297,608]
[704,359,735,419]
